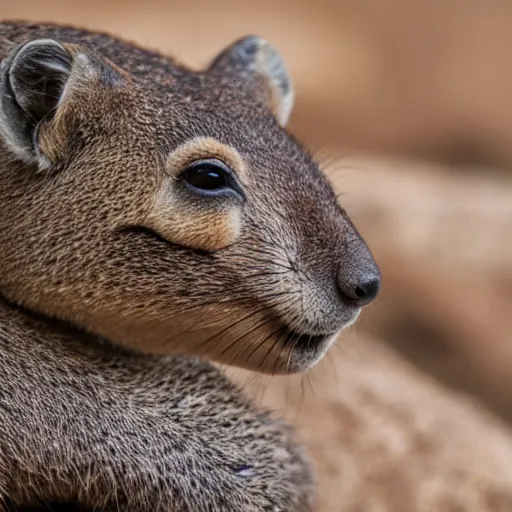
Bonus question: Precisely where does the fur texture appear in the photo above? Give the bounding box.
[0,300,313,510]
[0,21,380,510]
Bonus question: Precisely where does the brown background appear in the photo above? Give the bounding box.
[3,1,512,510]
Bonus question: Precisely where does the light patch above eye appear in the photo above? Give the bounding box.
[166,136,247,181]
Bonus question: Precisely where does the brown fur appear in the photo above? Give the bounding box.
[0,300,313,511]
[0,21,380,510]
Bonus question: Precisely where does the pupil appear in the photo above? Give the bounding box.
[188,166,226,190]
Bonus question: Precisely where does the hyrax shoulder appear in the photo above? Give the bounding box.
[0,20,380,511]
[0,302,314,511]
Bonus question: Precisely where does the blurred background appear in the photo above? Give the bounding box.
[4,1,512,510]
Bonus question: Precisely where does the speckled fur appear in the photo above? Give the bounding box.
[0,21,379,511]
[0,299,317,511]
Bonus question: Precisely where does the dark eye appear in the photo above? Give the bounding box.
[183,162,227,190]
[181,158,245,200]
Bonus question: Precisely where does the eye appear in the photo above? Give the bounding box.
[183,161,227,190]
[181,158,245,200]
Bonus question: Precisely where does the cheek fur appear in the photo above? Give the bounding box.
[147,200,242,252]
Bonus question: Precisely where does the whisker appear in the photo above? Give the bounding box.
[261,326,289,375]
[217,314,280,360]
[241,324,286,370]
[201,304,275,352]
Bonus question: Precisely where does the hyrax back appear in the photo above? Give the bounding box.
[0,21,380,510]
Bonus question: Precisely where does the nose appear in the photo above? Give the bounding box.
[333,218,381,308]
[339,274,381,307]
[337,248,381,307]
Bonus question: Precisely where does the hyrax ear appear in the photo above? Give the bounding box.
[208,36,294,126]
[0,38,122,168]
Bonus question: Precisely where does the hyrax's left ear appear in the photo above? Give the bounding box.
[208,36,294,126]
[0,38,123,168]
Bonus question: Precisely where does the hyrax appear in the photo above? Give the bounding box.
[0,21,380,511]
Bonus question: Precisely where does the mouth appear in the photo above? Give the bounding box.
[257,326,336,374]
[266,314,360,373]
[282,329,330,349]
[279,306,361,353]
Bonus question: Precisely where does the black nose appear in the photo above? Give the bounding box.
[339,275,381,307]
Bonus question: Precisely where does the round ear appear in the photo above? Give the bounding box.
[208,36,294,127]
[0,38,125,169]
[0,39,73,166]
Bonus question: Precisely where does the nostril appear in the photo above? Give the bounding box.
[355,277,380,306]
[339,275,381,307]
[354,285,368,299]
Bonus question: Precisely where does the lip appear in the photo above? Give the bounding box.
[282,329,331,348]
[279,307,361,351]
[269,327,337,373]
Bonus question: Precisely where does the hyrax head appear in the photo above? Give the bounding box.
[0,33,380,373]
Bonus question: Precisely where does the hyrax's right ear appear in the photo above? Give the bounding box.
[0,38,123,169]
[0,39,74,167]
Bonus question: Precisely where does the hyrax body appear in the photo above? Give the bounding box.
[0,21,380,511]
